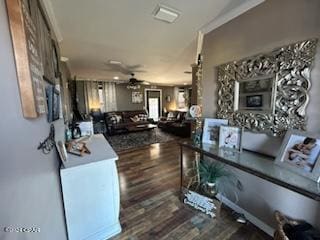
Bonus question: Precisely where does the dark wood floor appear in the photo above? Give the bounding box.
[112,141,272,240]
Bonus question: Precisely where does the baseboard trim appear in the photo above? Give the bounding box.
[217,194,274,237]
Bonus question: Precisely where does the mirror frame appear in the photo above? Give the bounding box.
[216,39,318,136]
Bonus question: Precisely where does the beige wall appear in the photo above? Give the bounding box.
[202,0,320,231]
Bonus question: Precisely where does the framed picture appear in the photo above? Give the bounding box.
[56,141,68,163]
[275,130,320,182]
[132,92,143,104]
[46,85,60,122]
[246,95,263,108]
[202,118,228,144]
[219,126,243,152]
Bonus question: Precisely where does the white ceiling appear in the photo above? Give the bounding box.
[47,0,261,85]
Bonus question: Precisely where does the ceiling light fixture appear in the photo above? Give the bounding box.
[109,60,122,65]
[113,76,119,80]
[153,4,180,23]
[60,56,69,62]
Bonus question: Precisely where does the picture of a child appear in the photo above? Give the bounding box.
[286,137,320,172]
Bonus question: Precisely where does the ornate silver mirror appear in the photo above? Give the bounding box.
[217,39,318,136]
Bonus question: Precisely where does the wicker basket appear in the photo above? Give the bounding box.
[273,211,302,240]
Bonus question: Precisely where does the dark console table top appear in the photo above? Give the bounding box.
[180,141,320,201]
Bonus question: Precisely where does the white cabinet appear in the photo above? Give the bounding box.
[60,134,121,240]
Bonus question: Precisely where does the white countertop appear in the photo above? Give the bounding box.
[61,134,118,169]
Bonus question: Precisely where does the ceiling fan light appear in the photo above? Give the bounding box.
[109,60,122,65]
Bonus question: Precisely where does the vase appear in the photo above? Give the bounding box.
[203,182,217,197]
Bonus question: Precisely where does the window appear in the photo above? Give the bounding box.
[98,83,104,111]
[178,90,186,109]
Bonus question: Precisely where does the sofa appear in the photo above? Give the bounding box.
[157,111,191,138]
[104,110,150,135]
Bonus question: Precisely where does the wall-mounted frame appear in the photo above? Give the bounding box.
[132,91,143,104]
[46,85,60,122]
[217,39,318,136]
[6,0,47,118]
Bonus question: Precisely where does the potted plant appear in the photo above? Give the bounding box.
[198,159,241,198]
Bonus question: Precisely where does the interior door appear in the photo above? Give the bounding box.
[146,90,161,122]
[148,98,159,121]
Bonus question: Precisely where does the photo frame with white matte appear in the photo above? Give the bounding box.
[218,126,243,152]
[275,130,320,182]
[202,118,228,145]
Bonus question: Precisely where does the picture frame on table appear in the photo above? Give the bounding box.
[219,126,243,152]
[275,130,320,182]
[202,118,228,145]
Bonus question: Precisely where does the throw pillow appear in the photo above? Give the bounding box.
[130,115,140,122]
[109,115,118,124]
[138,114,148,122]
[109,114,122,124]
[167,112,176,121]
[115,115,122,123]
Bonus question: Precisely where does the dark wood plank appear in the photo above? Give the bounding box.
[112,141,272,240]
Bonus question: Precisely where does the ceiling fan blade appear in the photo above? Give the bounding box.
[125,64,144,70]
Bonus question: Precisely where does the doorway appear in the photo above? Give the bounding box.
[144,89,162,122]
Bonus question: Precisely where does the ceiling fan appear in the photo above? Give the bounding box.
[126,73,149,89]
[104,60,146,75]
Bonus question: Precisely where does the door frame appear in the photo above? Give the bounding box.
[144,88,162,118]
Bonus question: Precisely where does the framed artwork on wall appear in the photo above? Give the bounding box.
[219,126,243,152]
[132,92,143,104]
[275,130,320,182]
[46,85,60,122]
[202,118,228,145]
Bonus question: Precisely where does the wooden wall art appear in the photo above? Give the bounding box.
[6,0,46,118]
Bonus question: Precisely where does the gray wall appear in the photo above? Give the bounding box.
[202,0,320,230]
[76,82,177,113]
[0,1,67,239]
[116,84,175,112]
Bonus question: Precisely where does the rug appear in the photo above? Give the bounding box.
[104,128,182,152]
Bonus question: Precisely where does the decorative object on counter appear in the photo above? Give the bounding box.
[219,126,243,152]
[56,141,68,163]
[202,118,228,145]
[78,121,94,136]
[217,38,318,136]
[65,126,72,142]
[132,91,143,104]
[275,130,320,181]
[6,0,46,118]
[71,123,82,139]
[189,105,202,118]
[66,139,91,157]
[37,124,55,154]
[189,105,202,146]
[46,85,60,122]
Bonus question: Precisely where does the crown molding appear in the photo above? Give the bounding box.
[199,0,265,35]
[41,0,63,42]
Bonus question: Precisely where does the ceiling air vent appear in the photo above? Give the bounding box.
[153,5,180,23]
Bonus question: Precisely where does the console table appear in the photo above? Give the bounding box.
[60,134,121,240]
[180,141,320,201]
